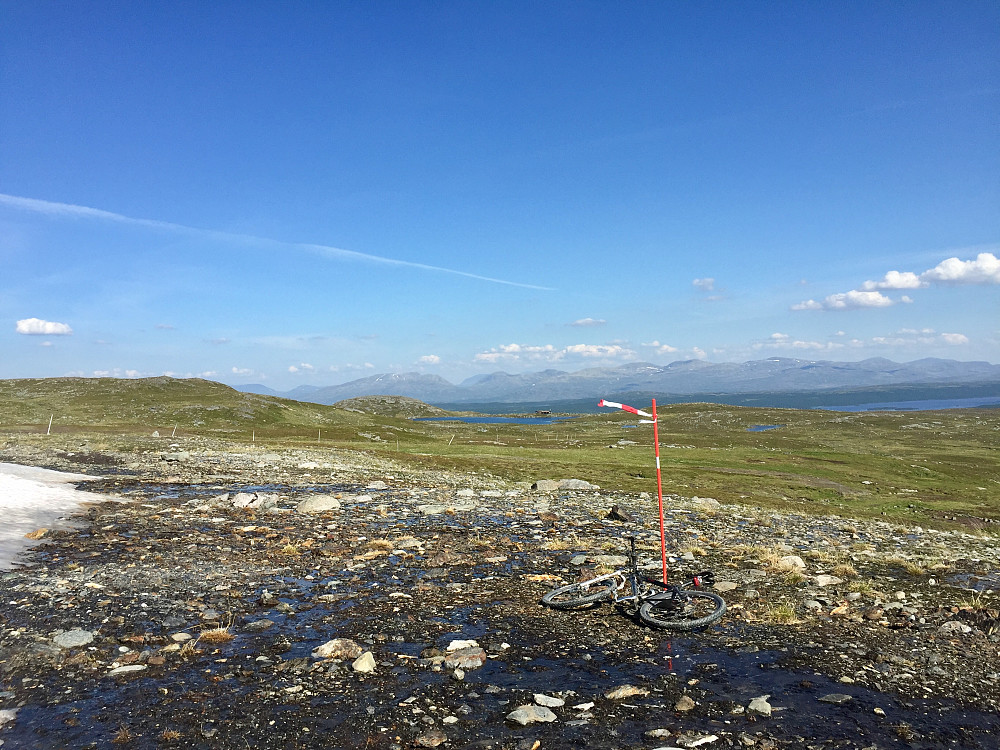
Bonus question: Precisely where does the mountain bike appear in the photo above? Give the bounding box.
[541,535,726,631]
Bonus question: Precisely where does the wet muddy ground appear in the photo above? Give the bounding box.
[1,437,998,749]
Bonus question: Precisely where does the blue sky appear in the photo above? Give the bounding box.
[2,2,998,390]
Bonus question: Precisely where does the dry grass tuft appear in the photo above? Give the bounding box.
[886,556,927,576]
[541,536,578,551]
[199,625,236,644]
[832,563,859,579]
[760,601,803,625]
[112,725,135,744]
[161,729,182,740]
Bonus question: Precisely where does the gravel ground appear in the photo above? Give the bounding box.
[1,436,998,749]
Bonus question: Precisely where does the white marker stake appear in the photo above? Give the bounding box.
[47,415,53,435]
[599,397,668,584]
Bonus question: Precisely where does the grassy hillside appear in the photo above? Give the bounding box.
[2,377,998,529]
[0,377,364,435]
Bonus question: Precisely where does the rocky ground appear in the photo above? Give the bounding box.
[1,434,999,749]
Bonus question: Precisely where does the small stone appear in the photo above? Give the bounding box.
[779,555,806,569]
[446,639,479,651]
[313,638,364,660]
[605,685,650,700]
[674,694,696,712]
[414,729,448,747]
[678,733,720,748]
[506,704,557,725]
[295,495,342,513]
[606,504,638,522]
[351,651,377,673]
[444,647,487,670]
[714,581,738,592]
[534,693,565,708]
[748,696,772,716]
[53,629,94,649]
[818,693,853,705]
[939,620,972,636]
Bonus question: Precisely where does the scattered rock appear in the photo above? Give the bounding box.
[443,647,487,670]
[534,693,565,708]
[295,495,342,513]
[351,651,377,673]
[313,638,364,660]
[606,685,650,700]
[52,629,94,649]
[748,695,772,716]
[818,693,853,705]
[674,694,696,712]
[414,729,448,747]
[505,704,557,725]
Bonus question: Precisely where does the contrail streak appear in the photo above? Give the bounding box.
[0,193,553,291]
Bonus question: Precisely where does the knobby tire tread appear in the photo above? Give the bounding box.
[638,590,726,630]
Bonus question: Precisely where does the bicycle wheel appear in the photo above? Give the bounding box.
[541,579,616,609]
[639,591,726,630]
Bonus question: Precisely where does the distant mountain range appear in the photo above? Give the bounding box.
[237,357,1000,408]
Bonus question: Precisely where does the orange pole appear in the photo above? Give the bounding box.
[652,398,667,584]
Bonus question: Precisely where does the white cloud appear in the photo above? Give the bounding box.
[861,270,925,290]
[91,368,143,378]
[793,290,894,311]
[869,329,970,348]
[642,340,678,355]
[288,363,315,374]
[569,317,606,327]
[693,278,715,291]
[418,354,441,364]
[795,252,998,315]
[564,343,635,358]
[474,342,636,364]
[753,333,844,351]
[16,317,73,335]
[791,299,824,311]
[920,252,1000,285]
[231,366,254,376]
[691,347,707,360]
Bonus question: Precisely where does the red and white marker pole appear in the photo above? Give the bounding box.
[598,398,668,584]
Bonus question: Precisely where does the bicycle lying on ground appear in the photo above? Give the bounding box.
[541,535,726,630]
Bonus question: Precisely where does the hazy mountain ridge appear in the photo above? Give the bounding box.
[238,357,1000,406]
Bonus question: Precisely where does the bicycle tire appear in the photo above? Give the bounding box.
[638,591,726,630]
[541,579,616,609]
